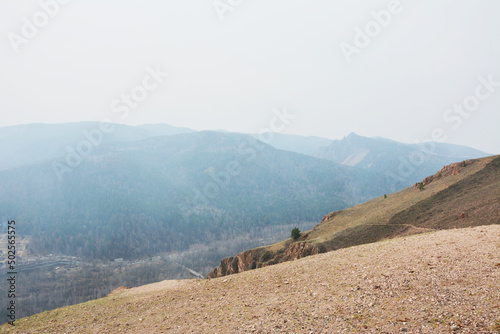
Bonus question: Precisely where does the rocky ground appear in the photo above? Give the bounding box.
[2,225,500,333]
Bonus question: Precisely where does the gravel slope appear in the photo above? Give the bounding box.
[2,225,500,333]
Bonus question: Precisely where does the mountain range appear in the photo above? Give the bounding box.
[0,122,490,262]
[0,122,494,322]
[1,151,498,332]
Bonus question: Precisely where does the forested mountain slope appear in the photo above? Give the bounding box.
[0,131,380,260]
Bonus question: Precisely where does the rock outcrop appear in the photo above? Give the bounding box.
[206,249,259,279]
[414,159,478,188]
[319,210,342,224]
[207,241,322,279]
[281,242,321,262]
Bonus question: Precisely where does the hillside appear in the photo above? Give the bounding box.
[208,155,500,278]
[2,225,499,333]
[1,130,385,322]
[0,123,495,322]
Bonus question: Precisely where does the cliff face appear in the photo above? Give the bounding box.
[207,249,259,279]
[207,241,322,279]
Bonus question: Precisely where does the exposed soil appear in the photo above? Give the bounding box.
[2,225,500,333]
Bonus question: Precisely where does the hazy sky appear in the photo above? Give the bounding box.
[1,0,499,153]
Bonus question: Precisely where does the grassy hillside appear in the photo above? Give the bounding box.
[309,155,500,249]
[208,155,500,276]
[2,225,499,333]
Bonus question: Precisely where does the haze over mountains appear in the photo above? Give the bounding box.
[0,122,489,259]
[1,123,377,260]
[0,122,194,171]
[2,0,498,330]
[0,122,489,172]
[2,150,499,333]
[0,122,492,322]
[316,132,489,191]
[0,124,489,253]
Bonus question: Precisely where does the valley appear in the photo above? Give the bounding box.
[2,2,498,331]
[0,122,494,325]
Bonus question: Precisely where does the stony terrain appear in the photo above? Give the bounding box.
[2,224,500,333]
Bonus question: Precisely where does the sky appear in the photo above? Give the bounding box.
[0,0,499,153]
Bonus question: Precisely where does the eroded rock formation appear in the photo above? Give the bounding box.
[207,241,322,279]
[207,249,259,279]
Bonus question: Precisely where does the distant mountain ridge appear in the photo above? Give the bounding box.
[251,132,333,157]
[0,122,494,323]
[0,123,489,183]
[0,122,194,171]
[315,132,489,191]
[317,132,489,166]
[0,130,379,261]
[0,123,490,261]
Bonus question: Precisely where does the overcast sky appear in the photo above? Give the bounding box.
[0,0,499,153]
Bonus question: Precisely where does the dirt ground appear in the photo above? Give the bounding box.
[3,224,500,333]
